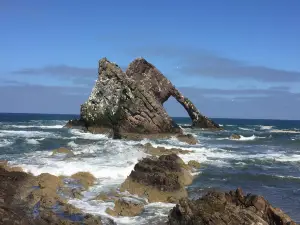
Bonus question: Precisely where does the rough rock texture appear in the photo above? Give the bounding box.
[176,134,198,145]
[168,188,298,225]
[66,58,219,138]
[230,134,241,140]
[120,154,193,203]
[188,160,201,169]
[52,147,75,158]
[106,197,144,217]
[143,143,193,156]
[0,164,103,225]
[70,172,96,190]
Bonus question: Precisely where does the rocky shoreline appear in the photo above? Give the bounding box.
[1,143,298,225]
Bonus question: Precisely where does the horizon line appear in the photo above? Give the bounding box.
[0,112,299,122]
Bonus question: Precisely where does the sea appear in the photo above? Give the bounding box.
[0,113,299,224]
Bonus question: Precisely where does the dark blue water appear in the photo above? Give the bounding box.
[0,113,300,223]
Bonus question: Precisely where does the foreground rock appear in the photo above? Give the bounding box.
[0,163,103,225]
[66,57,219,139]
[168,188,297,225]
[120,154,192,203]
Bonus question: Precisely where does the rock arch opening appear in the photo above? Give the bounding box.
[163,87,220,128]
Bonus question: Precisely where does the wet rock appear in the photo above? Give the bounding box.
[67,58,219,138]
[143,143,193,156]
[52,147,75,158]
[120,154,193,203]
[230,134,241,140]
[176,134,198,145]
[106,197,145,217]
[188,160,201,169]
[105,207,118,217]
[0,160,23,172]
[0,166,104,225]
[37,173,63,189]
[168,188,297,225]
[70,172,96,189]
[59,201,83,215]
[94,190,125,202]
[82,214,103,225]
[71,188,84,199]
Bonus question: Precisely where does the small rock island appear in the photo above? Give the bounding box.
[66,57,219,138]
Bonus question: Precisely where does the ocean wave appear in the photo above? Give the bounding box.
[68,197,174,225]
[238,135,257,141]
[273,174,300,180]
[68,129,109,140]
[7,124,64,129]
[260,125,273,130]
[15,139,146,182]
[0,130,56,138]
[0,139,14,147]
[67,141,78,148]
[26,139,40,145]
[217,135,265,141]
[238,127,253,131]
[273,154,300,162]
[270,129,300,134]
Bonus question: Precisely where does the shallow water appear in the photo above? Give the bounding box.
[1,113,300,224]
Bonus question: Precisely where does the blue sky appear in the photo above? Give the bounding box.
[1,0,300,119]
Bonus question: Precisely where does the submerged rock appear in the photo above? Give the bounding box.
[106,197,144,217]
[230,134,241,140]
[168,188,297,225]
[94,190,125,202]
[188,160,201,169]
[143,143,193,156]
[120,154,193,203]
[66,58,219,139]
[52,147,75,158]
[176,134,198,145]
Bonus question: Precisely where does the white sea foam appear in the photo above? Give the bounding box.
[238,127,253,131]
[260,125,273,130]
[0,139,14,147]
[69,129,109,140]
[270,129,300,134]
[68,198,174,225]
[67,141,78,148]
[26,139,40,145]
[17,139,146,185]
[238,135,257,141]
[217,135,264,141]
[7,125,63,129]
[0,130,56,138]
[273,174,300,180]
[274,154,300,162]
